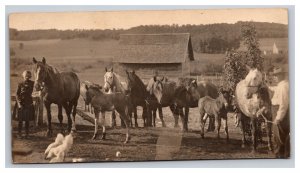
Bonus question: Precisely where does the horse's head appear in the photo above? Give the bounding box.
[187,80,200,101]
[146,76,165,104]
[245,68,263,88]
[103,67,114,92]
[219,88,234,110]
[32,57,48,91]
[85,84,102,104]
[244,67,263,99]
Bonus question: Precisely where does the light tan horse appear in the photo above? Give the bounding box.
[235,68,272,152]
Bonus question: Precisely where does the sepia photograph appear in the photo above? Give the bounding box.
[8,8,290,164]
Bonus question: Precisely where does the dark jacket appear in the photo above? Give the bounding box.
[16,80,34,107]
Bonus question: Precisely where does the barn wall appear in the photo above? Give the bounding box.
[115,63,183,83]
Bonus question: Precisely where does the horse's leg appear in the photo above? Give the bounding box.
[45,101,53,137]
[147,105,152,127]
[199,111,205,138]
[152,109,156,127]
[216,114,221,139]
[265,113,273,151]
[158,106,166,127]
[170,105,179,128]
[62,102,72,133]
[111,110,116,128]
[251,118,257,152]
[71,101,78,132]
[142,107,146,127]
[119,108,131,144]
[239,113,246,148]
[92,110,99,140]
[134,106,138,127]
[184,107,189,131]
[57,104,63,133]
[224,116,229,141]
[179,108,187,132]
[90,104,94,114]
[100,111,106,140]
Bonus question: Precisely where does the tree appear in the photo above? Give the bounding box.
[241,23,264,70]
[223,23,264,91]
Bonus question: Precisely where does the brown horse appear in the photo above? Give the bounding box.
[198,91,230,140]
[126,70,160,127]
[32,57,80,136]
[80,81,102,113]
[146,77,189,131]
[85,85,131,143]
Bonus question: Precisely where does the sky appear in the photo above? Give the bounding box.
[9,8,288,30]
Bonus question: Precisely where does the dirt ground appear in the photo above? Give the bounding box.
[11,106,276,164]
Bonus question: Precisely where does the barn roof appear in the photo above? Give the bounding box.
[113,33,194,63]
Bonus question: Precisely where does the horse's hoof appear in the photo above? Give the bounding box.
[201,134,204,139]
[135,123,139,128]
[71,127,77,132]
[46,130,53,137]
[92,134,98,140]
[162,123,166,128]
[101,133,106,140]
[182,128,188,133]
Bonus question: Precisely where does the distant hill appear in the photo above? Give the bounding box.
[10,21,287,54]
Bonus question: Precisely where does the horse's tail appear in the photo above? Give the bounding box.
[71,72,81,118]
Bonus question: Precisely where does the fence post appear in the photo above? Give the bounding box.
[37,95,44,126]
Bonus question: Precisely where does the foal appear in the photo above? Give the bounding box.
[198,91,229,140]
[86,85,131,144]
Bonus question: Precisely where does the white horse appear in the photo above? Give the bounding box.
[103,67,129,127]
[235,68,272,152]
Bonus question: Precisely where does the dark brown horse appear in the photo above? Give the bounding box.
[32,57,80,136]
[126,70,161,127]
[85,85,131,143]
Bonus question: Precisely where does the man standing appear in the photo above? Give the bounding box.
[269,66,290,158]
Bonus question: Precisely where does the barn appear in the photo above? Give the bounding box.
[113,33,194,81]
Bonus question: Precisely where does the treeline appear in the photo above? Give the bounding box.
[10,21,287,54]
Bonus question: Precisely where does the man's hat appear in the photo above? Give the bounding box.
[273,65,288,75]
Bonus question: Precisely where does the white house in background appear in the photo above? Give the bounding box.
[273,42,279,54]
[263,50,267,55]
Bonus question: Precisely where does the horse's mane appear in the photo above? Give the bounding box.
[34,62,60,85]
[128,72,147,95]
[111,72,126,91]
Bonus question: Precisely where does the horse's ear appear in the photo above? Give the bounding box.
[125,70,129,75]
[32,57,37,64]
[191,80,196,84]
[160,76,165,82]
[132,70,135,74]
[110,67,113,72]
[42,57,46,64]
[85,84,89,90]
[105,67,107,72]
[153,76,157,82]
